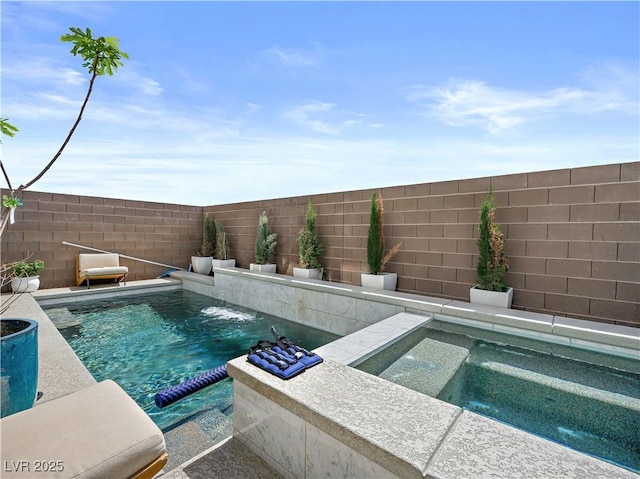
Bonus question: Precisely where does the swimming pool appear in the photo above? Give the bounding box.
[356,321,640,473]
[44,290,338,431]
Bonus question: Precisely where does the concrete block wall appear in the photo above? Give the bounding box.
[206,162,639,327]
[1,190,202,288]
[1,162,637,327]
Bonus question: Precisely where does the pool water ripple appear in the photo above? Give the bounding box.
[45,290,337,430]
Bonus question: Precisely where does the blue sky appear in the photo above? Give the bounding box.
[2,1,638,206]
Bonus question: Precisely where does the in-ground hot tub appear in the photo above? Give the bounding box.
[229,311,639,479]
[1,318,39,417]
[355,319,640,473]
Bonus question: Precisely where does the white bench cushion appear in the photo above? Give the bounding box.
[78,266,129,279]
[0,380,166,479]
[78,253,121,270]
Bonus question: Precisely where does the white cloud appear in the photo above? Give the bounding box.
[578,63,640,114]
[284,101,368,135]
[265,43,321,68]
[286,101,340,134]
[114,68,163,96]
[4,126,637,206]
[245,103,262,115]
[3,57,86,87]
[407,79,590,134]
[170,64,209,94]
[407,65,639,135]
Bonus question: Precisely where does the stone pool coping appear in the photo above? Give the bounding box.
[228,349,638,479]
[179,267,639,359]
[3,272,638,478]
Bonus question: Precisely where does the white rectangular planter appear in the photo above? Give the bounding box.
[361,272,397,291]
[212,259,236,268]
[292,267,322,280]
[250,263,277,273]
[469,286,513,309]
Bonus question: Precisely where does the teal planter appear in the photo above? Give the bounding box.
[1,319,38,417]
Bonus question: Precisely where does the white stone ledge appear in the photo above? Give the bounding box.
[228,354,637,479]
[179,268,639,358]
[553,316,640,352]
[228,357,460,479]
[33,278,181,306]
[170,270,214,286]
[315,312,433,367]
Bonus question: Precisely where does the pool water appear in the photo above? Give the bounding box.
[356,322,640,473]
[45,290,338,431]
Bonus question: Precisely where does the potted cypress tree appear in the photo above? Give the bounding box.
[250,211,278,273]
[211,220,236,268]
[470,188,512,308]
[293,201,324,280]
[191,213,215,275]
[361,192,401,290]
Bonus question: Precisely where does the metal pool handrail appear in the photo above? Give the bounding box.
[62,241,187,271]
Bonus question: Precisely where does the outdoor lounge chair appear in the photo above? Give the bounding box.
[76,253,128,288]
[0,379,167,479]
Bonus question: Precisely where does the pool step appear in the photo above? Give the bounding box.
[163,408,233,472]
[378,336,472,397]
[162,437,283,479]
[467,343,640,411]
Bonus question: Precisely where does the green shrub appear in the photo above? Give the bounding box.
[476,189,509,291]
[11,260,45,277]
[214,220,230,260]
[366,192,401,274]
[197,213,215,256]
[297,201,323,269]
[255,211,277,264]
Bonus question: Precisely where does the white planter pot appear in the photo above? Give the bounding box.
[361,272,397,291]
[250,263,277,273]
[10,276,40,293]
[191,256,213,275]
[292,267,322,280]
[212,259,236,268]
[469,286,513,309]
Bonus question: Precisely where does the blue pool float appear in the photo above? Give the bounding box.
[154,364,228,408]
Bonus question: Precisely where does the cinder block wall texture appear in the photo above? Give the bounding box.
[1,191,202,287]
[206,162,639,327]
[1,162,638,327]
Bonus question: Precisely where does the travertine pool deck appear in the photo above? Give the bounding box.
[3,269,639,478]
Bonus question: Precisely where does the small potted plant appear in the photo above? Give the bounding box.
[7,259,45,293]
[250,211,278,273]
[191,213,215,275]
[470,188,512,308]
[361,192,401,291]
[293,201,324,280]
[212,220,236,268]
